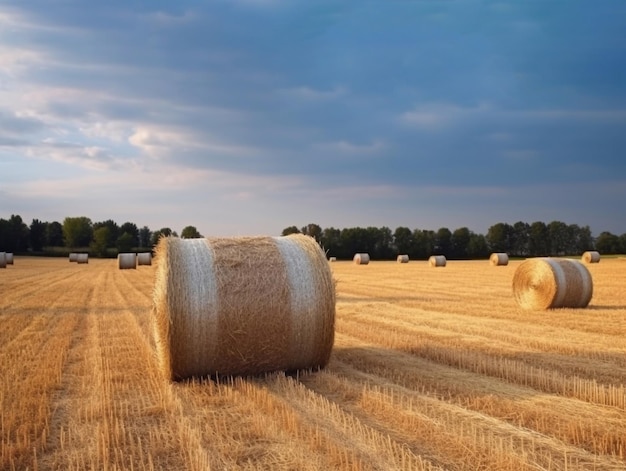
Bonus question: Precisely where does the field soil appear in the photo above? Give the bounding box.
[1,256,626,470]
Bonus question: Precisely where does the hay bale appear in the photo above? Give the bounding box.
[69,253,78,262]
[353,253,370,265]
[490,253,509,266]
[76,253,89,264]
[428,255,446,267]
[5,253,13,265]
[328,256,337,262]
[581,251,600,264]
[512,258,593,310]
[137,252,152,266]
[118,253,137,269]
[0,252,5,269]
[397,254,409,263]
[152,234,336,380]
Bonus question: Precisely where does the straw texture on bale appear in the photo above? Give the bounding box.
[118,253,137,269]
[490,253,509,266]
[76,253,89,264]
[152,234,336,380]
[137,252,152,266]
[0,252,5,269]
[328,256,337,262]
[397,254,409,263]
[353,253,370,265]
[69,253,78,262]
[512,258,593,310]
[428,255,446,267]
[582,251,600,264]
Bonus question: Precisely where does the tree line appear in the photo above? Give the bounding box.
[0,215,203,257]
[283,222,626,260]
[2,213,625,259]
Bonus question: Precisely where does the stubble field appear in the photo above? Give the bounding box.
[1,256,626,470]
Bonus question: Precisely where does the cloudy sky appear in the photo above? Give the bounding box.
[1,1,625,237]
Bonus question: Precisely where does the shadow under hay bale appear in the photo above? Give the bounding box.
[581,251,600,263]
[397,254,409,263]
[353,253,370,265]
[512,257,593,310]
[428,255,446,267]
[490,252,509,266]
[118,253,137,269]
[153,234,336,381]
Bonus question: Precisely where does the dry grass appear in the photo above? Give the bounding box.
[1,257,625,470]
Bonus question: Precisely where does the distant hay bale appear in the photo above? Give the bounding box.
[512,258,593,310]
[69,253,78,262]
[153,234,336,381]
[118,253,137,269]
[76,253,89,264]
[397,254,409,263]
[428,255,446,267]
[581,251,600,264]
[137,252,152,266]
[353,253,370,265]
[0,252,5,269]
[328,256,337,262]
[490,253,509,266]
[5,253,13,265]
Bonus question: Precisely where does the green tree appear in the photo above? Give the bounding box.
[320,227,341,258]
[301,223,322,243]
[451,227,471,259]
[528,221,549,256]
[29,218,47,252]
[63,217,93,248]
[434,227,452,257]
[46,221,64,247]
[181,226,203,238]
[90,227,110,257]
[393,226,413,255]
[150,227,174,246]
[120,222,139,248]
[116,232,134,252]
[595,231,621,254]
[93,220,119,248]
[467,233,489,259]
[412,229,435,259]
[486,222,512,254]
[138,226,151,248]
[547,220,569,255]
[281,226,300,236]
[511,221,529,257]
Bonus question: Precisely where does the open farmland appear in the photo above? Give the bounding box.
[1,256,626,470]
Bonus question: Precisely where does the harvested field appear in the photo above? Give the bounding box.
[1,256,626,470]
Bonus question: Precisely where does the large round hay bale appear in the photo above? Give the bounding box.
[581,251,600,264]
[512,258,593,310]
[490,253,509,266]
[76,253,89,264]
[137,252,152,266]
[428,255,446,267]
[397,254,409,263]
[118,253,137,269]
[5,253,14,265]
[328,256,337,262]
[153,234,336,380]
[0,252,5,269]
[353,253,370,265]
[69,253,78,262]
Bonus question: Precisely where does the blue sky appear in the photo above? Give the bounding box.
[1,1,625,237]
